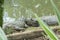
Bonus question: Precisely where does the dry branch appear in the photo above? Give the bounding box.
[7,26,60,40]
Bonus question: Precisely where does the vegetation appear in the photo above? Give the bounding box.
[0,27,8,40]
[34,0,60,40]
[0,0,8,40]
[34,14,59,40]
[50,0,60,25]
[0,0,4,27]
[0,0,60,40]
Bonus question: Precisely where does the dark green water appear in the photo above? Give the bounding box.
[4,0,60,19]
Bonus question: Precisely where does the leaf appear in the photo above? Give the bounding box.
[34,14,59,40]
[0,27,8,40]
[50,0,60,25]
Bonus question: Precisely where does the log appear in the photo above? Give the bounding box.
[7,26,60,40]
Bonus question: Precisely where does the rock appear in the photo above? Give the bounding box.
[41,15,58,26]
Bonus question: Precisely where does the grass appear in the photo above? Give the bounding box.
[33,0,60,40]
[34,14,59,40]
[0,27,8,40]
[50,0,60,25]
[1,0,60,40]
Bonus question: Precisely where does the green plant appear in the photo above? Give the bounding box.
[0,27,8,40]
[0,0,7,40]
[34,0,60,40]
[50,0,60,25]
[34,14,59,40]
[0,0,4,27]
